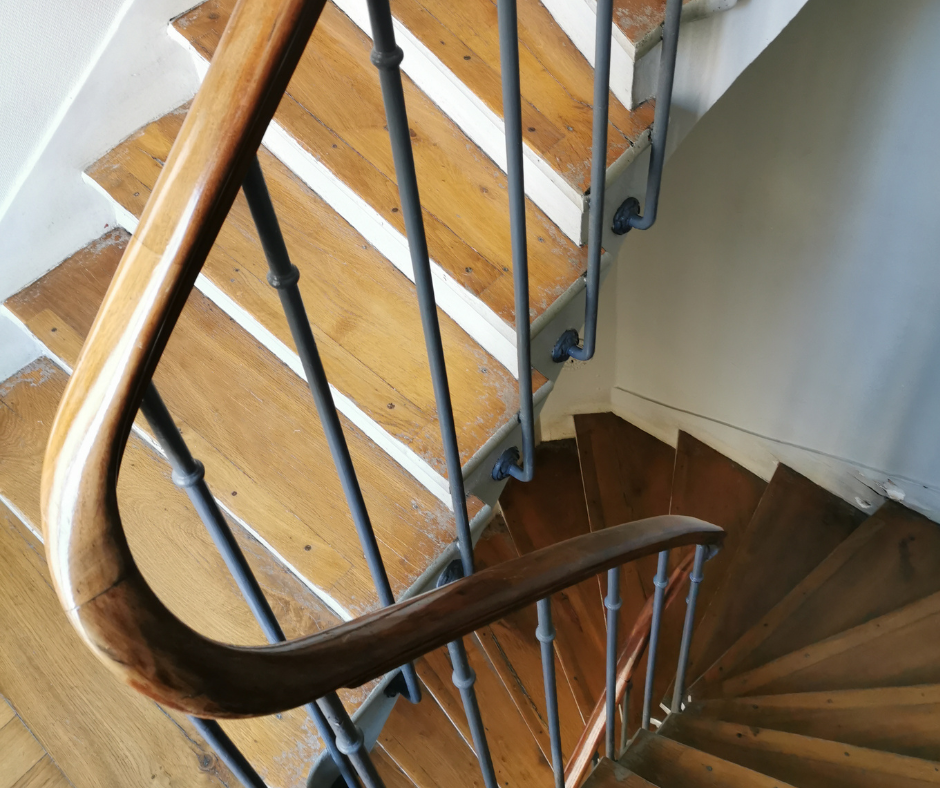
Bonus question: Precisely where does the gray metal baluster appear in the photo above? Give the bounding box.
[139,384,360,788]
[553,0,614,364]
[364,3,497,785]
[536,598,564,788]
[612,0,683,234]
[318,694,387,788]
[619,678,632,757]
[671,544,707,712]
[241,155,422,707]
[604,566,621,758]
[190,718,268,788]
[491,0,535,483]
[641,550,669,730]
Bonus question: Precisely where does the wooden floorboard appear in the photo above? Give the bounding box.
[86,108,536,474]
[583,758,657,788]
[173,0,588,328]
[4,233,477,619]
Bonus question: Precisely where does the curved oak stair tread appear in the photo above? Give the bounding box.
[4,232,477,619]
[660,714,940,788]
[686,685,940,762]
[582,758,657,787]
[684,464,866,689]
[86,107,538,474]
[621,728,795,787]
[173,0,588,328]
[0,359,370,784]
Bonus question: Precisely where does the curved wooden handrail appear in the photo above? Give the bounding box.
[564,551,695,787]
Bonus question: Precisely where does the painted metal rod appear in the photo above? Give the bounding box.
[536,598,564,788]
[491,0,535,483]
[318,694,387,788]
[241,155,422,707]
[364,0,475,577]
[139,384,361,788]
[613,0,683,234]
[190,718,268,788]
[619,678,632,757]
[448,639,499,788]
[641,550,669,730]
[553,0,614,364]
[671,544,707,712]
[604,566,621,759]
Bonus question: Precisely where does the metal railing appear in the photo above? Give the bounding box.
[51,0,692,784]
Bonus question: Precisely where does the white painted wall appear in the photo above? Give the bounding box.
[550,0,940,516]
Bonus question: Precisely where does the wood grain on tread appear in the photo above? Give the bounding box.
[614,0,696,52]
[688,685,940,762]
[0,501,236,788]
[86,108,536,474]
[620,728,795,787]
[417,639,555,787]
[0,359,370,784]
[500,440,608,717]
[686,465,866,687]
[5,232,471,618]
[723,589,940,698]
[583,758,657,787]
[473,516,586,764]
[697,502,940,692]
[371,746,418,788]
[174,0,588,327]
[388,0,653,193]
[0,717,44,788]
[661,714,940,788]
[8,757,71,788]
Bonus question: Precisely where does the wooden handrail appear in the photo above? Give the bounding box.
[564,551,695,787]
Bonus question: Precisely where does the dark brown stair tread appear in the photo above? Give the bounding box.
[4,232,480,618]
[697,502,940,691]
[174,0,588,329]
[388,0,653,193]
[86,109,537,473]
[685,464,866,687]
[687,685,940,762]
[499,439,608,717]
[472,515,586,763]
[417,639,555,786]
[621,728,795,787]
[722,589,940,698]
[0,359,371,784]
[660,714,940,788]
[584,757,658,787]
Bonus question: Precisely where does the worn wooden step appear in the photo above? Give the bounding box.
[0,359,371,784]
[87,107,535,477]
[661,714,940,788]
[172,0,587,338]
[695,502,940,694]
[472,515,585,764]
[684,465,866,690]
[620,727,795,787]
[583,757,658,787]
[687,685,940,762]
[722,589,940,698]
[4,232,478,619]
[499,439,608,718]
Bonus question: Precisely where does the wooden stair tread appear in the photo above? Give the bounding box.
[8,756,71,788]
[613,0,696,51]
[620,728,794,787]
[723,589,940,698]
[4,233,478,618]
[0,499,237,788]
[661,714,940,788]
[388,0,653,193]
[499,439,608,717]
[688,685,940,762]
[0,359,372,784]
[583,757,658,787]
[686,465,866,688]
[697,502,940,692]
[173,0,587,328]
[86,109,534,473]
[472,515,585,763]
[0,715,45,788]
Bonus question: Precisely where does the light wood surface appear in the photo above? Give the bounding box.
[621,728,795,787]
[174,0,590,329]
[582,758,657,787]
[689,685,940,762]
[0,717,44,788]
[7,758,71,788]
[87,108,536,471]
[662,714,940,788]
